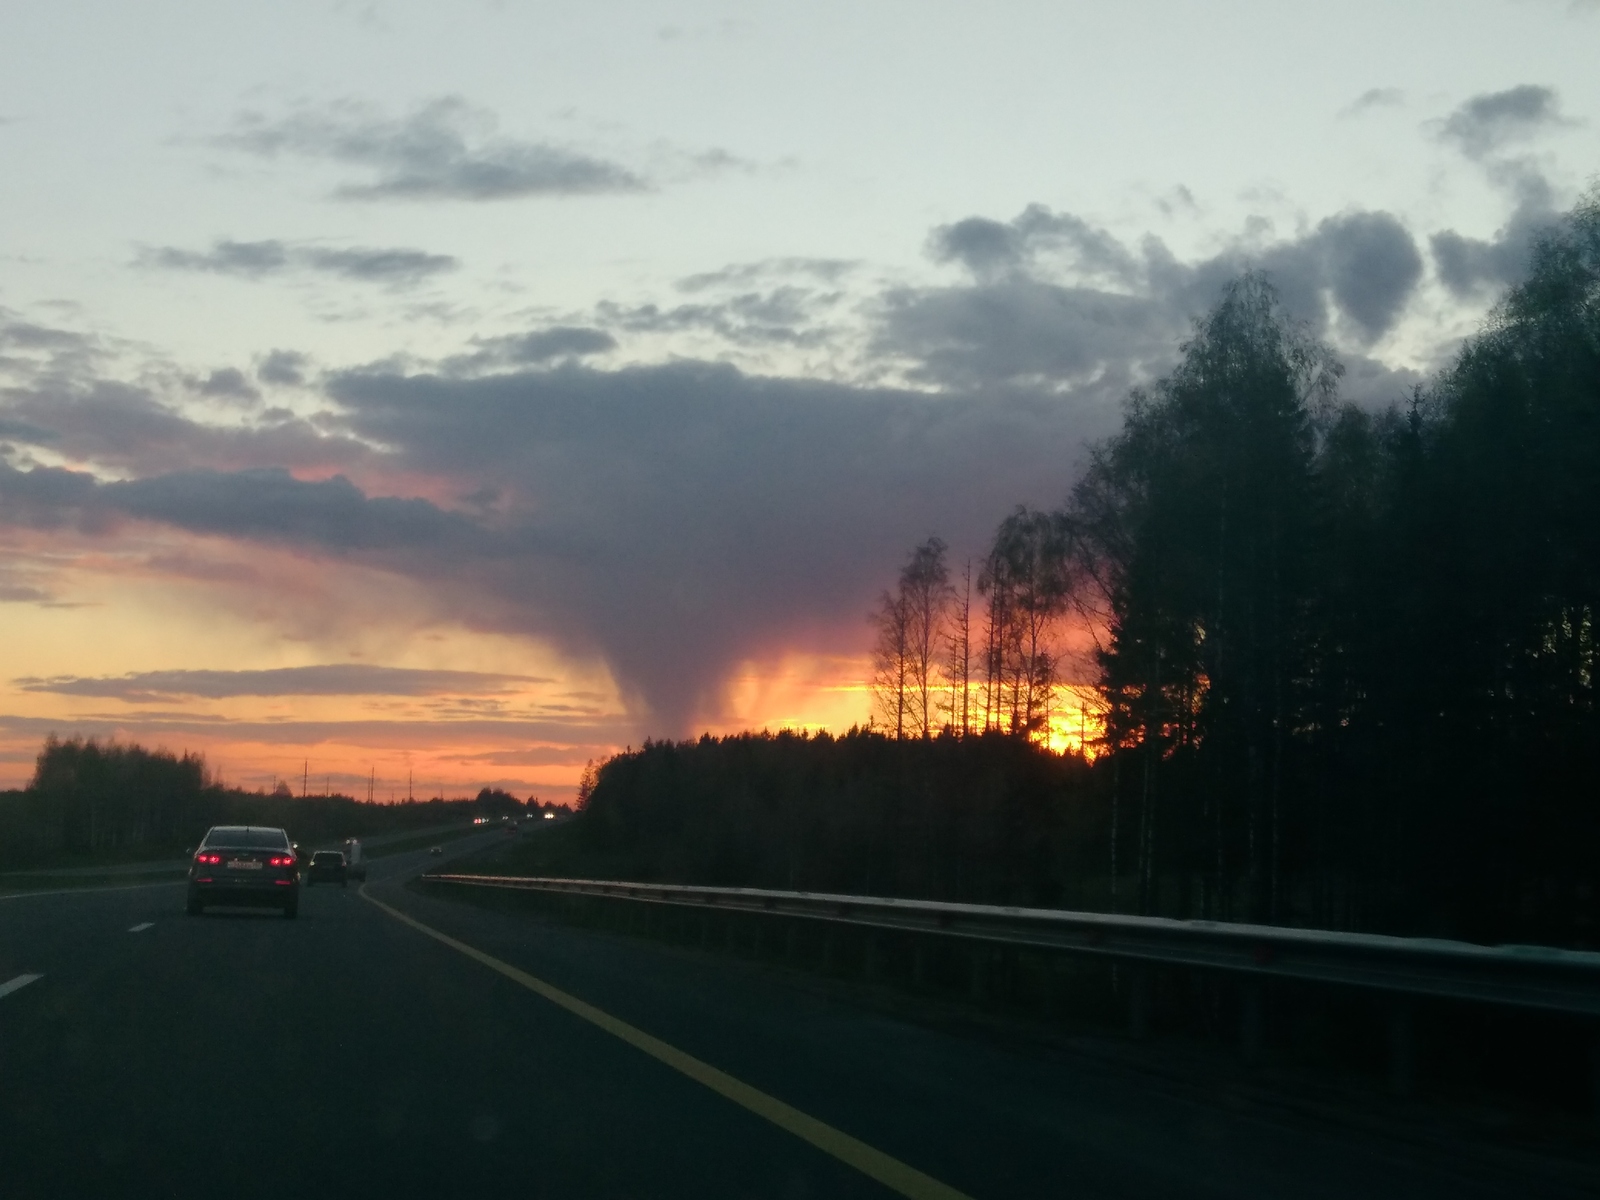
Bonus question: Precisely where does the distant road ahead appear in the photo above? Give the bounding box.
[0,838,1587,1199]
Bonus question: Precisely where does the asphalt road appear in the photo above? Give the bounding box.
[1,836,1590,1200]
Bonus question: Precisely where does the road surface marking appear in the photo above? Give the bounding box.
[129,922,154,933]
[0,973,43,999]
[361,884,973,1200]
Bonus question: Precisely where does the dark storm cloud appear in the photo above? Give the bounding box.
[3,358,1088,731]
[16,664,547,700]
[1438,85,1572,159]
[1307,211,1426,339]
[1431,203,1556,296]
[0,414,57,444]
[1426,87,1570,298]
[257,349,310,386]
[598,288,838,348]
[885,205,1423,390]
[219,97,645,201]
[196,367,260,403]
[105,468,472,552]
[929,205,1141,285]
[0,201,1444,736]
[141,239,457,286]
[0,459,470,554]
[445,327,617,373]
[0,381,368,478]
[317,361,1097,727]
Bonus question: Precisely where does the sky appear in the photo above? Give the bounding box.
[1,1,1596,800]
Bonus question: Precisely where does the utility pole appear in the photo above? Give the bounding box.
[302,761,307,798]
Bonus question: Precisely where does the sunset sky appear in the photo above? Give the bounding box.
[1,1,1596,800]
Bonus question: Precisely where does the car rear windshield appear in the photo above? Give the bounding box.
[312,851,343,863]
[202,827,291,850]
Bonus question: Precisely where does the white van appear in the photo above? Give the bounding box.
[342,837,367,881]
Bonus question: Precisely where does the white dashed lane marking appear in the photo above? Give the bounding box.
[129,922,154,933]
[0,973,43,999]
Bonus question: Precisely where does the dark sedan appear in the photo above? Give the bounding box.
[186,826,300,918]
[306,850,347,887]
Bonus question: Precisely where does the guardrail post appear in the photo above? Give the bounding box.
[1239,980,1265,1066]
[821,928,837,973]
[1387,999,1415,1098]
[1128,965,1151,1041]
[863,934,881,982]
[785,921,799,962]
[912,941,928,990]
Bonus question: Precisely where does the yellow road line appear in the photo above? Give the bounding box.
[360,883,974,1200]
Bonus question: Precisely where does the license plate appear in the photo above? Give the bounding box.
[226,859,263,870]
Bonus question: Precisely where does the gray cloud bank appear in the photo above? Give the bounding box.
[884,202,1425,398]
[1428,85,1575,297]
[142,239,457,286]
[6,168,1565,734]
[16,664,547,701]
[219,97,645,201]
[0,361,1098,731]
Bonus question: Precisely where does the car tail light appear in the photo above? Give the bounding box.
[267,854,294,867]
[195,852,223,865]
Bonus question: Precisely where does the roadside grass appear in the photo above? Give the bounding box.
[368,825,484,859]
[0,866,188,894]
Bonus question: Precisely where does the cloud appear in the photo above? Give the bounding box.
[676,258,856,293]
[1342,87,1404,117]
[0,459,474,553]
[0,380,370,478]
[0,200,1447,740]
[196,367,260,403]
[928,204,1141,285]
[141,239,457,286]
[218,97,646,201]
[598,288,840,349]
[1307,210,1426,339]
[15,664,548,700]
[257,349,310,386]
[445,326,617,373]
[1431,203,1556,296]
[885,204,1423,390]
[1437,85,1574,159]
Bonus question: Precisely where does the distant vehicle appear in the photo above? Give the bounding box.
[187,826,300,918]
[306,850,347,887]
[429,845,443,856]
[342,837,366,881]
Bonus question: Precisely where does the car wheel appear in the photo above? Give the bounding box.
[283,900,299,919]
[186,892,203,916]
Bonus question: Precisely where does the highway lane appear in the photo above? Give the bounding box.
[2,839,1592,1199]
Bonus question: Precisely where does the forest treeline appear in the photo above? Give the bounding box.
[0,736,533,870]
[580,193,1600,948]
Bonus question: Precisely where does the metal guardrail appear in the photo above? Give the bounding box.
[421,874,1600,1019]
